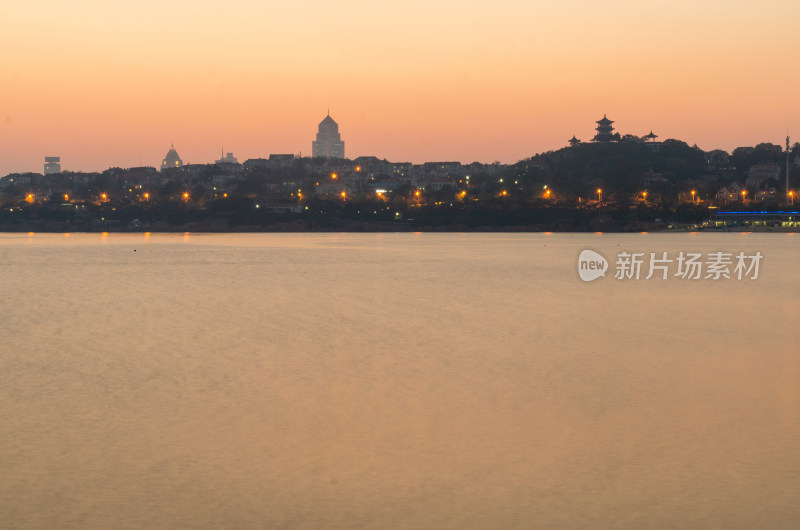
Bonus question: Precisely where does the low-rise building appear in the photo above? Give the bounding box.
[746,163,781,188]
[215,151,239,165]
[44,156,61,175]
[715,183,745,203]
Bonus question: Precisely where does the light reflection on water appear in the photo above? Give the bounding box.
[1,233,798,529]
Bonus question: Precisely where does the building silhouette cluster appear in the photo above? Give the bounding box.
[3,113,798,218]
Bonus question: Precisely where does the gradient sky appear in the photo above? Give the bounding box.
[2,0,799,175]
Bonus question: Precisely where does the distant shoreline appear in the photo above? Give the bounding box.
[3,225,797,234]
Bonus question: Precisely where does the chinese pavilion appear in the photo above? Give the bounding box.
[593,115,615,142]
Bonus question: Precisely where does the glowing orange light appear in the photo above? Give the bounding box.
[331,173,338,180]
[355,166,361,172]
[414,190,420,197]
[63,194,69,201]
[340,191,346,199]
[183,192,189,200]
[223,193,228,198]
[143,192,150,200]
[25,194,34,203]
[100,193,108,201]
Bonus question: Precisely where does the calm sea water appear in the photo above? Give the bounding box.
[1,232,798,529]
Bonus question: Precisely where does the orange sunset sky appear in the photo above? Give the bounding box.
[2,0,799,176]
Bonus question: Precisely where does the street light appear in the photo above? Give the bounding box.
[790,190,795,206]
[642,191,647,202]
[597,188,602,202]
[741,190,747,202]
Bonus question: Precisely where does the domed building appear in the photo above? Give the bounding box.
[161,144,183,170]
[312,112,345,158]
